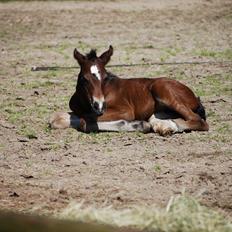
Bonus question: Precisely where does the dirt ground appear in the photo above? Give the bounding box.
[0,0,232,221]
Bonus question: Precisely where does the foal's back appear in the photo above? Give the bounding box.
[102,76,201,121]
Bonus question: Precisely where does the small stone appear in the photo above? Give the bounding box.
[20,174,34,179]
[18,137,30,142]
[9,192,19,197]
[59,189,67,195]
[34,90,39,95]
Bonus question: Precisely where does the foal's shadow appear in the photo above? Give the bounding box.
[154,110,182,120]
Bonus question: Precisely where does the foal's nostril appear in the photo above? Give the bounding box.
[93,101,99,110]
[92,98,105,115]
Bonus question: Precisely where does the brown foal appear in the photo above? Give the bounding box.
[50,46,209,136]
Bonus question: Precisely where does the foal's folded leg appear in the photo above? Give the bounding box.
[81,119,151,133]
[49,112,151,133]
[97,120,151,133]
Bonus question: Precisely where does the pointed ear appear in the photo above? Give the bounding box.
[99,45,113,65]
[73,48,86,65]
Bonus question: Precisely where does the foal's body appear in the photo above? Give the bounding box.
[50,46,209,135]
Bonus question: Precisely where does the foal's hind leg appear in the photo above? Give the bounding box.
[164,102,209,132]
[150,78,209,134]
[172,105,209,132]
[148,104,208,136]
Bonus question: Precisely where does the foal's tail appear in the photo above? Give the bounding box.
[195,97,206,121]
[49,112,81,129]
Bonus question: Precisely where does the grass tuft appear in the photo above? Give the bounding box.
[19,125,37,139]
[58,195,232,232]
[195,49,232,60]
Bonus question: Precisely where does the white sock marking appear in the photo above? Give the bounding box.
[149,115,179,133]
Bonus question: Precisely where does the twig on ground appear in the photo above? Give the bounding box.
[31,60,232,71]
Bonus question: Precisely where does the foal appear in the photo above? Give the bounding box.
[50,46,209,136]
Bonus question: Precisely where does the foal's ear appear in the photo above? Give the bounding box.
[73,48,86,65]
[99,45,113,65]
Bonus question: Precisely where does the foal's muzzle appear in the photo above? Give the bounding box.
[92,98,106,116]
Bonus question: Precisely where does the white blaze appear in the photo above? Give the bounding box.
[90,65,101,80]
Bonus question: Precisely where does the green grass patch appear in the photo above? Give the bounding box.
[160,47,182,62]
[142,44,154,49]
[195,49,232,60]
[59,195,232,232]
[153,164,161,172]
[193,74,231,97]
[217,123,230,134]
[77,131,119,145]
[6,108,23,124]
[23,79,63,89]
[0,144,5,151]
[75,41,91,51]
[19,125,37,139]
[44,141,62,151]
[224,13,232,20]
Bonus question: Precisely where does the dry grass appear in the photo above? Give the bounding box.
[59,195,232,232]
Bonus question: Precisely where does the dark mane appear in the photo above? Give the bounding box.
[107,72,118,79]
[86,49,97,61]
[104,72,119,84]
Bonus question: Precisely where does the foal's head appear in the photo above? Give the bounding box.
[73,45,113,116]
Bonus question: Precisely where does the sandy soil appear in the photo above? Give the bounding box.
[0,0,232,220]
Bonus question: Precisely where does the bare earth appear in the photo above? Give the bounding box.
[0,0,232,220]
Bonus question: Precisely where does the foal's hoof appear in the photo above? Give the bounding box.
[152,120,179,136]
[157,128,173,136]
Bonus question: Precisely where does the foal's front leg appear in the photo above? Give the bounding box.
[49,111,151,133]
[83,110,151,133]
[96,120,151,133]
